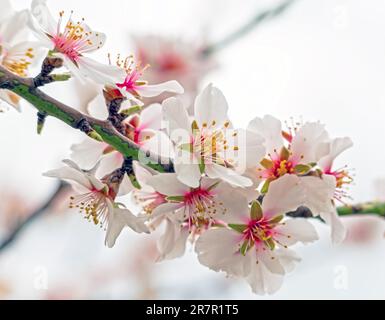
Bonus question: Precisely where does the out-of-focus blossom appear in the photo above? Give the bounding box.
[196,175,318,294]
[29,0,125,85]
[248,115,353,243]
[43,159,149,247]
[343,215,385,245]
[133,35,216,106]
[0,0,41,111]
[163,84,265,188]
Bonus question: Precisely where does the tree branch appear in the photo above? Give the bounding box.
[0,181,67,252]
[0,65,173,173]
[202,0,297,56]
[1,65,384,221]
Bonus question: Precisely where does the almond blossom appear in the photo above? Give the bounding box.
[146,172,256,261]
[43,160,149,247]
[111,54,184,106]
[195,175,319,294]
[71,103,173,177]
[163,84,265,188]
[248,115,353,243]
[131,161,166,216]
[29,0,125,85]
[0,1,41,111]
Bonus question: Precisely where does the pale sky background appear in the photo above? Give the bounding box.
[1,0,385,299]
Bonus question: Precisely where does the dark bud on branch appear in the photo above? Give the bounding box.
[33,56,64,87]
[77,118,103,142]
[104,86,127,135]
[37,112,47,135]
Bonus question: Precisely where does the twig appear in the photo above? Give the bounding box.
[202,0,298,56]
[0,65,173,173]
[1,55,383,222]
[0,181,67,252]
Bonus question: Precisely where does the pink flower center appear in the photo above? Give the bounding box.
[324,168,352,190]
[271,159,295,178]
[52,35,81,61]
[134,191,166,215]
[69,188,111,227]
[244,219,274,243]
[116,70,143,95]
[184,188,212,210]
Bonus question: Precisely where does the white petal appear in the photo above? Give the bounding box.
[133,161,156,192]
[300,175,336,215]
[87,93,108,120]
[275,218,319,246]
[214,184,250,223]
[318,137,353,172]
[77,56,126,85]
[1,10,30,45]
[205,163,252,188]
[117,173,134,197]
[257,247,285,275]
[139,80,184,97]
[227,128,265,171]
[194,84,229,129]
[151,202,183,218]
[248,115,283,154]
[140,103,162,130]
[140,131,174,159]
[174,162,202,188]
[70,139,106,170]
[262,175,305,218]
[246,261,284,295]
[162,97,191,133]
[157,219,189,261]
[96,152,123,178]
[291,122,329,164]
[70,78,101,114]
[43,165,92,191]
[31,0,57,35]
[105,207,149,248]
[147,173,190,195]
[196,228,247,277]
[320,208,347,244]
[275,248,301,273]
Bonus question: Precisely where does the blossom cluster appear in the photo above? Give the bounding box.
[0,0,353,294]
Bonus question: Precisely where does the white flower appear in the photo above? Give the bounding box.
[248,115,352,243]
[148,173,251,225]
[71,103,173,177]
[131,161,166,216]
[0,1,41,111]
[195,175,319,295]
[163,84,265,188]
[146,172,253,261]
[29,0,125,85]
[112,55,184,105]
[43,159,149,247]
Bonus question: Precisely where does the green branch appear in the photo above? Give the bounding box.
[1,65,384,220]
[203,0,298,56]
[0,65,172,173]
[337,202,385,217]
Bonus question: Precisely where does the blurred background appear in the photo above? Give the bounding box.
[1,0,385,299]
